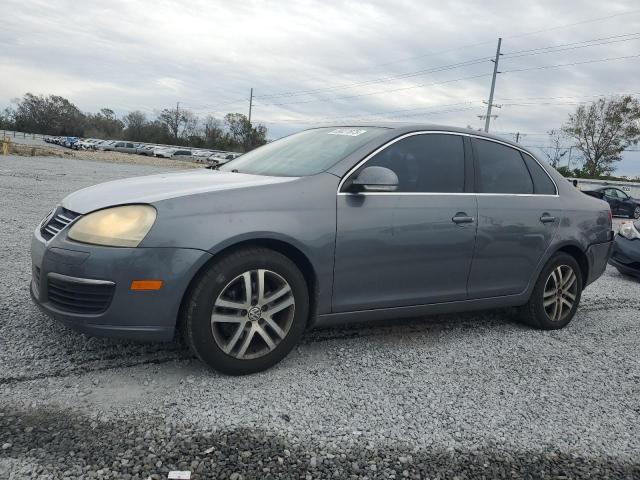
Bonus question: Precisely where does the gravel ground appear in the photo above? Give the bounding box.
[1,155,639,479]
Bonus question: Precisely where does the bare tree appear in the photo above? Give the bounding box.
[543,129,569,168]
[158,105,189,142]
[562,95,640,176]
[203,115,225,146]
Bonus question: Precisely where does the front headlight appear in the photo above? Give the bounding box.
[68,205,157,247]
[618,221,640,240]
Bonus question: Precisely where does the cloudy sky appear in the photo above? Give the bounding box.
[1,0,639,175]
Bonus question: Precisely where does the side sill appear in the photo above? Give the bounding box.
[314,294,527,328]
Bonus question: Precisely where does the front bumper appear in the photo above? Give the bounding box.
[30,228,212,341]
[608,234,640,278]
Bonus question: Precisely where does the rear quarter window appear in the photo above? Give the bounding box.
[521,153,557,195]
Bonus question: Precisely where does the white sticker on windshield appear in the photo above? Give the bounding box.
[327,128,367,137]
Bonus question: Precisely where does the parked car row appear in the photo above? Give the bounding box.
[43,136,241,165]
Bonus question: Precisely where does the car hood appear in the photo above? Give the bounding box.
[62,169,297,214]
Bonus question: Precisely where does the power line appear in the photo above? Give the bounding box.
[503,33,640,59]
[255,53,640,108]
[253,32,640,103]
[254,73,493,107]
[502,53,640,74]
[503,31,640,56]
[263,8,640,79]
[182,8,640,116]
[254,57,491,99]
[256,105,479,125]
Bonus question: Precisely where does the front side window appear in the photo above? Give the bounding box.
[474,139,533,194]
[219,127,387,177]
[357,133,465,193]
[615,189,628,199]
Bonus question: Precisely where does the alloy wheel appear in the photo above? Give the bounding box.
[211,269,295,360]
[634,206,640,219]
[543,265,578,322]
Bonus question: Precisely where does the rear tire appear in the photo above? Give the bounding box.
[631,205,640,219]
[519,252,582,330]
[182,247,309,375]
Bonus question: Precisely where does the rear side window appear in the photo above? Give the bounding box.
[521,153,557,195]
[474,139,533,194]
[363,133,465,193]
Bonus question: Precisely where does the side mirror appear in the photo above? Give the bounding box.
[348,166,399,193]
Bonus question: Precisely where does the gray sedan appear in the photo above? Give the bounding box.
[31,125,613,375]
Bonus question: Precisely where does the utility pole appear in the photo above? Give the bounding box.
[175,101,180,142]
[483,37,502,133]
[248,88,253,125]
[515,131,520,143]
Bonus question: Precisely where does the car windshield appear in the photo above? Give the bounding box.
[219,127,387,176]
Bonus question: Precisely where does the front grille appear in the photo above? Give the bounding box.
[41,207,80,241]
[47,273,114,314]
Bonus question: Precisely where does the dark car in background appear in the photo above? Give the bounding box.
[609,220,640,278]
[31,125,614,375]
[584,186,640,219]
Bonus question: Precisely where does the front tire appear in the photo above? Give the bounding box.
[182,248,309,375]
[631,205,640,219]
[519,252,582,330]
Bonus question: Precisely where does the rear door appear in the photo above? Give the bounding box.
[332,132,478,312]
[467,138,560,298]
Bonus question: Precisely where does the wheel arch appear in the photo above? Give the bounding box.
[553,243,589,286]
[177,237,320,333]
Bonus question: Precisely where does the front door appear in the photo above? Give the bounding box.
[467,138,560,298]
[332,132,477,313]
[603,188,622,215]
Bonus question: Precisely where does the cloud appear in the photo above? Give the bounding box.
[0,0,639,174]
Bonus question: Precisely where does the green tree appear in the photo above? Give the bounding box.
[562,96,640,177]
[13,93,85,135]
[122,111,147,140]
[85,108,124,138]
[224,113,267,151]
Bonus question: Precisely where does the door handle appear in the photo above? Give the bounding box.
[452,213,474,224]
[540,214,556,224]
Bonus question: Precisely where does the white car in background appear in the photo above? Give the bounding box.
[153,147,174,158]
[191,150,215,162]
[154,147,193,159]
[136,145,156,156]
[74,139,95,150]
[96,140,117,151]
